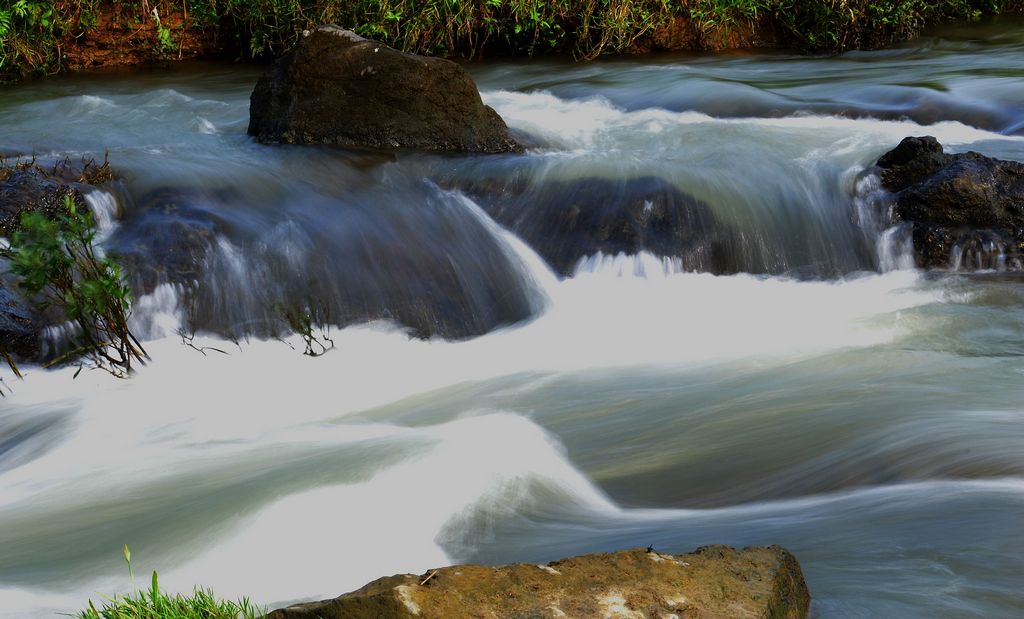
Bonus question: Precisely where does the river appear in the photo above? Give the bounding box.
[1,18,1023,619]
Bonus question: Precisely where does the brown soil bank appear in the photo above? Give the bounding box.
[2,0,1023,82]
[265,546,810,619]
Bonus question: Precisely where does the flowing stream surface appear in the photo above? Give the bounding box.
[2,18,1024,618]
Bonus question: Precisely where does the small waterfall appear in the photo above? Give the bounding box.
[877,225,916,272]
[851,172,916,272]
[447,189,559,312]
[129,283,187,341]
[37,321,79,361]
[101,180,548,342]
[949,233,1020,272]
[83,189,121,240]
[573,251,686,279]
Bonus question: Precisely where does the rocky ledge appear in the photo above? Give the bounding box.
[248,26,523,154]
[266,546,810,619]
[876,136,1024,270]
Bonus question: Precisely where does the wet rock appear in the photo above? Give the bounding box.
[1,160,115,360]
[0,167,84,237]
[0,281,39,360]
[248,26,522,154]
[107,188,224,294]
[266,546,810,619]
[0,157,114,236]
[456,175,725,275]
[221,189,538,341]
[876,136,1024,269]
[106,184,536,341]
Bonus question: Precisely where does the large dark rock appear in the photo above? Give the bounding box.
[248,26,522,154]
[266,546,810,619]
[105,184,537,341]
[107,187,224,294]
[876,136,1024,270]
[454,175,726,275]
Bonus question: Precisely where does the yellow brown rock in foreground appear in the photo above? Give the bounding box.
[266,545,810,619]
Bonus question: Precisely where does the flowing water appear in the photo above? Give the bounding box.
[2,18,1024,618]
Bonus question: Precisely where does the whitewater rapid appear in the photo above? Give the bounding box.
[3,21,1024,617]
[0,254,967,617]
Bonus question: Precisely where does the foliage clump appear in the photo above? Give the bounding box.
[1,194,147,376]
[180,0,1024,57]
[0,0,57,77]
[2,0,1023,81]
[767,0,1024,51]
[77,546,263,619]
[278,298,334,356]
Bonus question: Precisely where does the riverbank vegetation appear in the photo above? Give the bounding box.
[78,581,263,619]
[7,195,147,375]
[1,0,1022,81]
[76,547,263,619]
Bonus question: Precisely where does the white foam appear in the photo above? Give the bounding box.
[83,189,121,240]
[0,261,973,617]
[877,225,917,272]
[482,90,1022,153]
[129,283,187,340]
[195,117,218,134]
[0,410,613,615]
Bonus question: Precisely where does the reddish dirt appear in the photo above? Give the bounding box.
[61,3,232,73]
[635,15,786,54]
[49,4,788,78]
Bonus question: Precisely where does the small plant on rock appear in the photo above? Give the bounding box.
[278,298,335,357]
[1,195,147,377]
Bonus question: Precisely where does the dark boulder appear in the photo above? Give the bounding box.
[222,187,539,341]
[876,136,1024,270]
[248,26,522,154]
[0,167,84,237]
[107,188,224,294]
[453,175,726,275]
[105,184,537,341]
[0,281,39,360]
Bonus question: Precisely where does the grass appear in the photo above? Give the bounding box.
[77,580,264,619]
[216,0,1024,59]
[76,546,264,619]
[1,1,1023,79]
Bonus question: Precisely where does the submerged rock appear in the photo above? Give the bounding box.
[107,187,224,294]
[248,26,522,154]
[106,184,536,341]
[266,546,810,619]
[455,175,726,275]
[876,136,1024,270]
